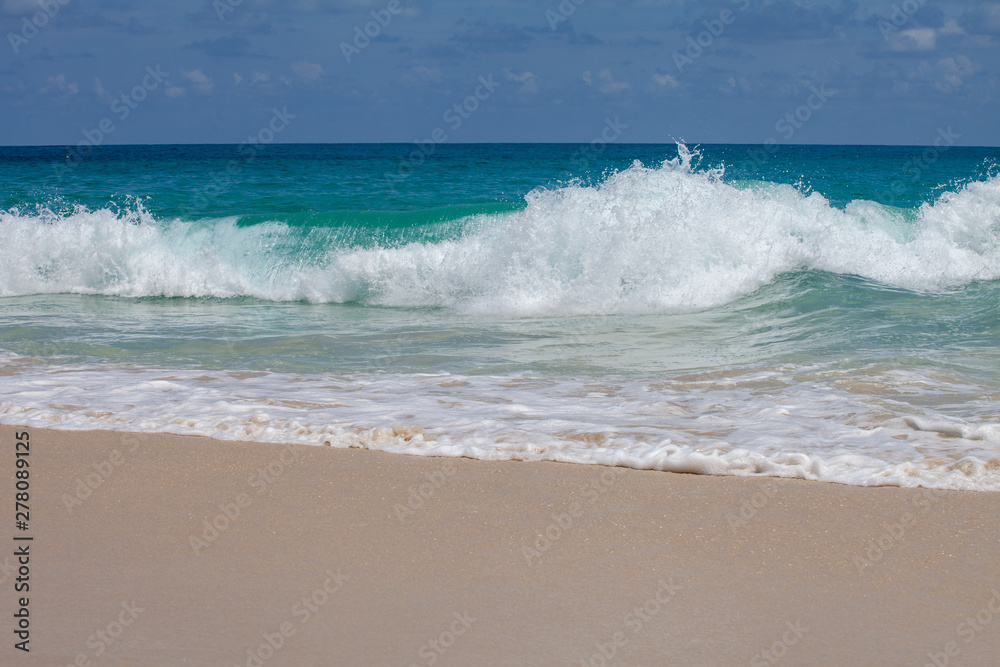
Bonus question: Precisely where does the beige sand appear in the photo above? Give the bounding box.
[2,424,999,666]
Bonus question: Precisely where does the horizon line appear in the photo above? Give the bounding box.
[2,141,998,149]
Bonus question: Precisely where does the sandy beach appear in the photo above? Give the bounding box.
[2,423,999,666]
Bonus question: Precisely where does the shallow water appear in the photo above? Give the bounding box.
[2,142,998,489]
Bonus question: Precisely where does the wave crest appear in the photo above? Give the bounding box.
[3,146,999,314]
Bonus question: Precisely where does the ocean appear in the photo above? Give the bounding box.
[1,142,998,490]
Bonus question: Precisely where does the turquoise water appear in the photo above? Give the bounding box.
[2,143,999,489]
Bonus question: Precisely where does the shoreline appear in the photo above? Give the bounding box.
[3,424,1000,665]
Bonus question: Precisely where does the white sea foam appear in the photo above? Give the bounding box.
[2,355,998,491]
[2,147,999,314]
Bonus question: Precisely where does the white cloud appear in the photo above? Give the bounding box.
[583,69,630,95]
[413,65,443,82]
[504,68,538,93]
[233,72,244,85]
[165,86,186,98]
[94,77,106,98]
[939,20,963,36]
[181,69,213,94]
[291,60,324,80]
[251,71,271,85]
[652,72,678,88]
[40,74,78,96]
[888,28,936,51]
[936,55,974,90]
[717,76,750,96]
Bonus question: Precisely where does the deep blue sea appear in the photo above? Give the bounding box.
[2,143,999,489]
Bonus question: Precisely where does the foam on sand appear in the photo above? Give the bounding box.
[2,357,998,491]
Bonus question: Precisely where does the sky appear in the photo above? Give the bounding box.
[0,0,998,146]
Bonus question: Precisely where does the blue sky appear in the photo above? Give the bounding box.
[1,0,997,145]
